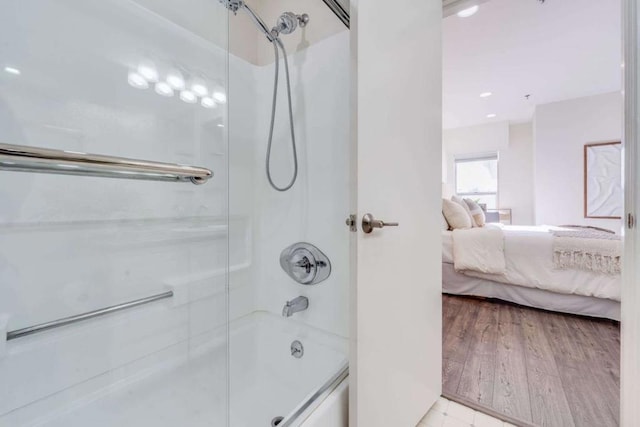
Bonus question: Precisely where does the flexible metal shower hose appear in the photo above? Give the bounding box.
[266,37,298,192]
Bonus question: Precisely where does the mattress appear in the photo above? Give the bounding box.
[442,225,621,302]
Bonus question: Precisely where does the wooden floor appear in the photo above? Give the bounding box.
[442,294,620,427]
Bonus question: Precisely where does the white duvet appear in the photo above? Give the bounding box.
[452,227,505,274]
[442,225,621,301]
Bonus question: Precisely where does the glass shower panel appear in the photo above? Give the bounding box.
[0,1,228,426]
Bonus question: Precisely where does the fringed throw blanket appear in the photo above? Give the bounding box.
[552,227,622,275]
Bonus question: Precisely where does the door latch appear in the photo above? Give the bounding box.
[345,214,357,232]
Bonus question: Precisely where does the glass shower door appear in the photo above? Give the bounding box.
[0,1,229,426]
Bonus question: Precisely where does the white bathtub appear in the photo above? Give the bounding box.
[230,312,348,427]
[299,378,349,427]
[0,310,347,427]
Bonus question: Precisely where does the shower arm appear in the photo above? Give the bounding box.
[240,3,276,42]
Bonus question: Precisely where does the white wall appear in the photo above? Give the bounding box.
[443,121,535,225]
[534,91,623,232]
[500,123,535,225]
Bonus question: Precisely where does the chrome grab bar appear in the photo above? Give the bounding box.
[0,143,213,185]
[6,290,174,341]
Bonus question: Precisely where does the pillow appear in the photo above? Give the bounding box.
[442,199,472,230]
[441,212,450,230]
[451,195,476,227]
[464,198,486,227]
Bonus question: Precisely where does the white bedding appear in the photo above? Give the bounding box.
[442,225,621,301]
[452,227,505,274]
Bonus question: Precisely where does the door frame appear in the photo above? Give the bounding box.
[622,1,639,426]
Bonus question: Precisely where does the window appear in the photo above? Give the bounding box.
[455,154,498,209]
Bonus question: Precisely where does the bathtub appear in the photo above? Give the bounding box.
[299,378,349,427]
[0,310,347,427]
[229,311,348,427]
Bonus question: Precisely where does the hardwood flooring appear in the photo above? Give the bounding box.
[442,294,620,427]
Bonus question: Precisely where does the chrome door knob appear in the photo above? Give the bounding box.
[361,213,399,234]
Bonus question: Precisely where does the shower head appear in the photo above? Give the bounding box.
[272,12,310,37]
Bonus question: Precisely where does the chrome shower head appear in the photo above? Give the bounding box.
[272,12,309,37]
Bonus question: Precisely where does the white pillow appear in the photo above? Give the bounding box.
[451,195,476,227]
[442,199,472,230]
[441,213,450,230]
[464,198,486,227]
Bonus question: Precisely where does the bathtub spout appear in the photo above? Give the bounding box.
[282,296,309,317]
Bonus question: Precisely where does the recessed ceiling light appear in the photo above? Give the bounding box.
[487,113,497,118]
[4,66,21,75]
[480,92,492,98]
[154,81,174,97]
[457,5,479,18]
[127,71,148,89]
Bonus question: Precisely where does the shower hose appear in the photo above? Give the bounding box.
[266,37,298,192]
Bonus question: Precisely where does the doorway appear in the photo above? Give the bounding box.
[440,1,623,425]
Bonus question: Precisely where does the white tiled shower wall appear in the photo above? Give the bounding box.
[232,30,351,338]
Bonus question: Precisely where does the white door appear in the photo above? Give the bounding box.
[349,1,443,426]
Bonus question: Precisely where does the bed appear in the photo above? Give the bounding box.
[442,225,622,320]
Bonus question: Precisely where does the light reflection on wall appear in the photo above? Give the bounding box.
[127,60,226,110]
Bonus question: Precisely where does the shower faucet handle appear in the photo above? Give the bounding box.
[280,243,331,285]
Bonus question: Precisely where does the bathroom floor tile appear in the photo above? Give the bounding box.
[446,401,475,422]
[418,397,505,427]
[473,411,504,427]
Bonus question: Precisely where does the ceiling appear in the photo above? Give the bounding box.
[443,0,622,129]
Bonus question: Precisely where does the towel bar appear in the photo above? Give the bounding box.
[6,290,174,341]
[0,143,213,184]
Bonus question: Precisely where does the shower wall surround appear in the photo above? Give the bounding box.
[228,27,350,424]
[0,0,349,425]
[234,30,350,336]
[0,1,229,425]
